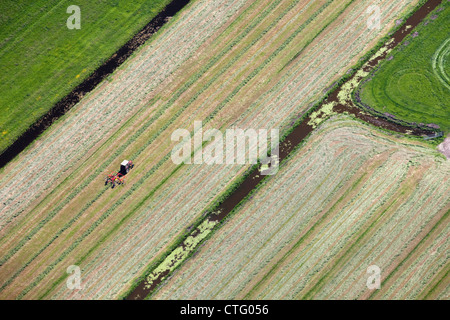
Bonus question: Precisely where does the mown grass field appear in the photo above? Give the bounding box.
[359,2,450,133]
[0,0,171,153]
[153,116,449,300]
[0,0,429,300]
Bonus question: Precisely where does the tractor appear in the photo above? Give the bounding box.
[119,160,134,175]
[105,160,134,188]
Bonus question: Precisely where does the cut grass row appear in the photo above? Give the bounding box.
[263,150,448,299]
[368,207,449,299]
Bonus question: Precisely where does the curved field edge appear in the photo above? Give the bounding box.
[151,115,449,300]
[355,0,450,134]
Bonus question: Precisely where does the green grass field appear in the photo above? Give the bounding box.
[0,0,171,153]
[359,2,450,133]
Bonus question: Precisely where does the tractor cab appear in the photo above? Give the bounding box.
[119,160,134,176]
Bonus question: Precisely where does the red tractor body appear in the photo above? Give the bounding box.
[105,160,134,188]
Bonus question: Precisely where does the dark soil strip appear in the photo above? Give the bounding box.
[125,0,441,300]
[0,0,190,169]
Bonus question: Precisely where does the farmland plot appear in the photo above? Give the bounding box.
[0,0,422,299]
[153,116,449,300]
[358,1,450,133]
[0,0,173,154]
